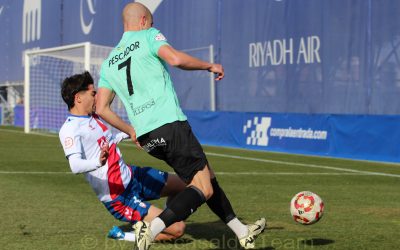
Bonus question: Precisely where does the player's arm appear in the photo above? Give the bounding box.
[114,132,130,144]
[68,148,107,174]
[158,45,224,81]
[96,87,141,147]
[68,153,99,174]
[60,131,109,174]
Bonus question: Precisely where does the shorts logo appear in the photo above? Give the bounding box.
[243,117,271,146]
[124,207,133,220]
[133,196,147,208]
[64,137,74,149]
[142,138,166,152]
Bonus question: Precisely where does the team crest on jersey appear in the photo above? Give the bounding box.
[64,137,74,149]
[155,33,166,41]
[97,136,108,148]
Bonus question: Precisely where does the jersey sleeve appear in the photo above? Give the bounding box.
[68,154,101,174]
[113,132,130,144]
[147,28,170,56]
[59,124,83,158]
[98,66,113,90]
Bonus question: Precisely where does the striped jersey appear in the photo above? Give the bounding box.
[59,114,131,202]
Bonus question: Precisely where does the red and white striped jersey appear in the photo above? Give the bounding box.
[59,114,132,202]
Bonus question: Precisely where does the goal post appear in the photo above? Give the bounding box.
[24,42,116,133]
[180,45,216,111]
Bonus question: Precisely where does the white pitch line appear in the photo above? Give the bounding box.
[0,128,57,138]
[214,172,371,176]
[0,171,72,174]
[205,152,400,178]
[2,128,400,178]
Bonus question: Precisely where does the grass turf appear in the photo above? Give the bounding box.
[0,126,400,250]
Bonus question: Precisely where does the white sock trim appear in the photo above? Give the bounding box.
[150,217,166,239]
[123,232,136,242]
[227,217,248,239]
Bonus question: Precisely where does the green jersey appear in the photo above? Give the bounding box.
[98,28,187,137]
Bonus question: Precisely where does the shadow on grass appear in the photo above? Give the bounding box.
[184,220,275,250]
[117,220,280,249]
[301,238,335,246]
[118,223,194,245]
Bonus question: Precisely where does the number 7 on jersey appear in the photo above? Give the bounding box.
[118,57,134,95]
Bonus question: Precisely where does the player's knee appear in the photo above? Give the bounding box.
[168,221,185,239]
[202,185,214,200]
[173,221,186,238]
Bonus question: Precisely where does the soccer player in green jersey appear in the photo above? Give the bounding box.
[96,3,265,249]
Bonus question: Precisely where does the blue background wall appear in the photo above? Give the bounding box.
[2,0,400,162]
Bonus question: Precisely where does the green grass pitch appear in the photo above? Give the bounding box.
[1,126,400,249]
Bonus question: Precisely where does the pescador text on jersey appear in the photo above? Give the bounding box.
[109,42,140,67]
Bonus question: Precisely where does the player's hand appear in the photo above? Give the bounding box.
[129,129,142,149]
[208,64,224,81]
[99,142,109,166]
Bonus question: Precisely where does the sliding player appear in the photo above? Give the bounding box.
[58,71,186,242]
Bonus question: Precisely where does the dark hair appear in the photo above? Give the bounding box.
[61,71,94,110]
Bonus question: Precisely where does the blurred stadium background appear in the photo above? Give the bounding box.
[2,0,400,162]
[1,1,400,249]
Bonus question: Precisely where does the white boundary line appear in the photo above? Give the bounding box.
[206,152,400,178]
[0,128,57,137]
[1,128,400,178]
[0,171,72,174]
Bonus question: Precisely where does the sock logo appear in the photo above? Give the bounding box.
[243,117,271,146]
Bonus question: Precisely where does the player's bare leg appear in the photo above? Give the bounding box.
[134,167,212,250]
[188,165,214,199]
[134,165,264,250]
[159,174,187,199]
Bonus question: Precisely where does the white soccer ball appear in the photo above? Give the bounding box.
[290,191,324,225]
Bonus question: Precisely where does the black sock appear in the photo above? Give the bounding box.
[206,178,236,223]
[158,186,206,227]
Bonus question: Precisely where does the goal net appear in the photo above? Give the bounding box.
[24,42,129,133]
[24,43,215,134]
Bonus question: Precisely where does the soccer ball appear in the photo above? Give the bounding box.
[290,191,324,225]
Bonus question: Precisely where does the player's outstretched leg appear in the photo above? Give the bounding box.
[133,167,212,250]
